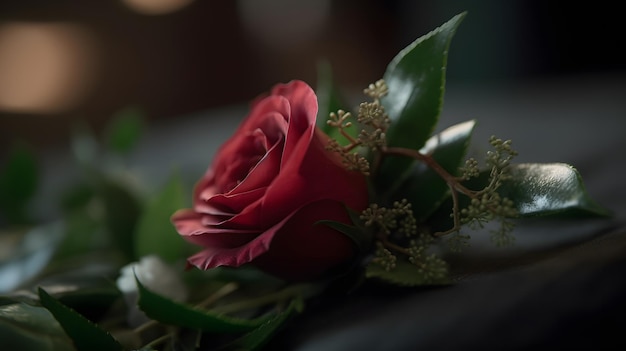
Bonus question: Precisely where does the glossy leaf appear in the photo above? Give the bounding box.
[134,170,190,262]
[136,278,270,333]
[105,106,144,155]
[0,142,39,224]
[427,162,611,232]
[376,12,465,193]
[382,12,465,150]
[226,297,304,351]
[38,288,124,351]
[0,303,74,351]
[498,163,611,217]
[391,120,476,220]
[366,260,450,287]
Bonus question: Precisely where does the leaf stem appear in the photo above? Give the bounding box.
[211,283,320,315]
[434,183,462,237]
[340,130,360,149]
[196,282,239,309]
[133,319,159,335]
[381,146,486,236]
[382,147,469,191]
[145,331,175,349]
[377,233,411,255]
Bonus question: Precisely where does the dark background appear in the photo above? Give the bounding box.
[1,3,625,349]
[1,0,624,154]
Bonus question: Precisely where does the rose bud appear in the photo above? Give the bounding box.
[171,80,369,281]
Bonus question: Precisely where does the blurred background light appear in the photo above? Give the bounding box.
[0,1,623,153]
[237,0,331,52]
[121,0,194,16]
[0,22,98,114]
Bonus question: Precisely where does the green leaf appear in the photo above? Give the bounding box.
[498,163,611,217]
[136,278,270,333]
[226,297,304,351]
[0,142,39,224]
[59,182,95,213]
[105,106,144,155]
[316,219,373,255]
[426,162,611,233]
[134,170,190,262]
[365,260,450,287]
[97,177,142,261]
[376,13,466,194]
[55,282,122,323]
[53,210,102,260]
[0,303,74,351]
[38,288,124,351]
[382,12,466,150]
[391,120,476,219]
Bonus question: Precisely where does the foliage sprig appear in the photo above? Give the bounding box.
[325,78,524,282]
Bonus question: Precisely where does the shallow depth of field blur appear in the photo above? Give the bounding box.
[1,0,624,153]
[1,3,625,348]
[1,0,625,242]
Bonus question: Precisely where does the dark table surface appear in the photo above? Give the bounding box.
[36,72,626,350]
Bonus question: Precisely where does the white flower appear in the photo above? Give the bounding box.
[116,254,188,326]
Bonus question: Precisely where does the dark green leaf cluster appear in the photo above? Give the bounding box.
[319,12,610,287]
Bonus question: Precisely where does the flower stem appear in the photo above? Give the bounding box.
[384,146,480,193]
[196,282,239,309]
[133,319,159,335]
[145,332,175,349]
[381,146,483,236]
[377,231,411,255]
[211,283,321,315]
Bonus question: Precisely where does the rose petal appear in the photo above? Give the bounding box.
[175,80,370,281]
[271,80,317,140]
[172,209,256,237]
[171,209,211,236]
[272,81,317,165]
[298,130,369,211]
[252,199,356,280]
[185,214,293,269]
[211,98,289,181]
[206,187,267,215]
[229,139,282,194]
[183,229,259,249]
[258,130,368,228]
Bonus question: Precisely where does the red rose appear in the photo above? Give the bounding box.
[171,80,369,281]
